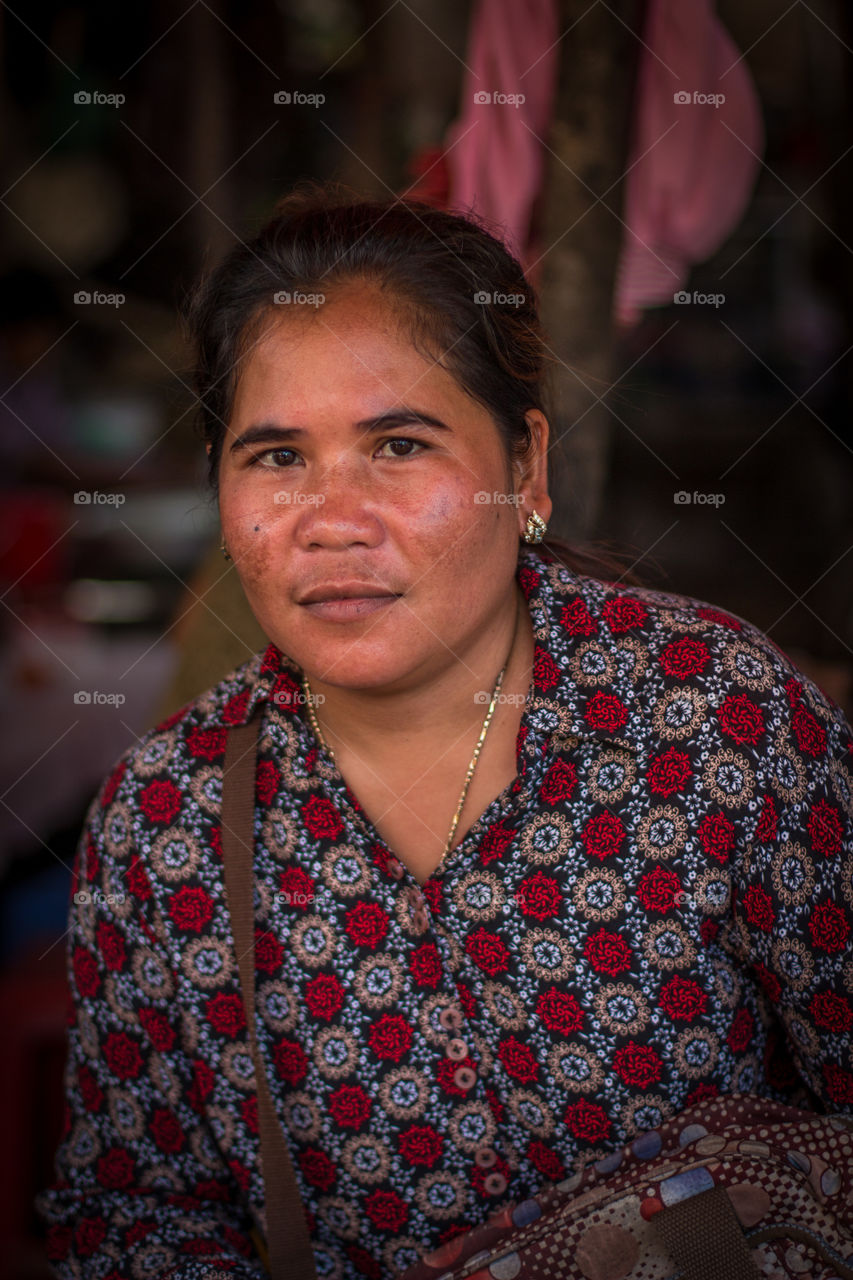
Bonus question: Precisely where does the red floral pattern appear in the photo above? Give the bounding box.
[601,596,649,633]
[564,1099,611,1143]
[539,759,576,803]
[37,546,853,1280]
[537,987,585,1035]
[636,866,682,913]
[514,871,562,919]
[584,691,628,734]
[658,976,708,1023]
[741,885,776,932]
[584,927,632,976]
[399,1125,443,1168]
[582,811,625,860]
[647,747,692,797]
[613,1041,663,1088]
[808,798,844,858]
[696,811,736,863]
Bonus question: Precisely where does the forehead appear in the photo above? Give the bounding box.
[231,286,465,416]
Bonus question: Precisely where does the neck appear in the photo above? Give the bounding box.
[303,586,531,763]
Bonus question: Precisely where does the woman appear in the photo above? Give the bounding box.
[37,189,853,1280]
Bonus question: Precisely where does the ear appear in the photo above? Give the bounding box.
[514,409,553,537]
[205,442,212,456]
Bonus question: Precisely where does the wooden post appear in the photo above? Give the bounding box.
[186,0,234,267]
[537,1,645,541]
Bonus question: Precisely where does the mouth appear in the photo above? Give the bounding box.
[297,582,403,621]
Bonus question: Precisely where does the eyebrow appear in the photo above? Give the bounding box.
[229,408,452,452]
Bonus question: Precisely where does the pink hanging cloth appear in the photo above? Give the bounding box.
[405,0,763,326]
[405,0,559,276]
[613,0,765,326]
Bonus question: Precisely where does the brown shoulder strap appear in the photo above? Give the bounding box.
[652,1184,762,1280]
[221,716,318,1280]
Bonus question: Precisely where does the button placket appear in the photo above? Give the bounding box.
[438,1006,463,1032]
[441,1004,477,1092]
[452,1065,477,1092]
[437,995,474,1070]
[403,884,430,934]
[474,1145,497,1168]
[445,1037,469,1061]
[427,926,483,1099]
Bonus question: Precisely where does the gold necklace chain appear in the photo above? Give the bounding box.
[440,663,506,864]
[301,654,510,874]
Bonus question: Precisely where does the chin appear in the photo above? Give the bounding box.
[301,651,416,692]
[263,617,413,689]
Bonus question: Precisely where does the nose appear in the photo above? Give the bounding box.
[293,453,384,551]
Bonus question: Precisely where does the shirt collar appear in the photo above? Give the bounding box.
[517,545,643,753]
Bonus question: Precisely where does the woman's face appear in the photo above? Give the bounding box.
[216,284,551,691]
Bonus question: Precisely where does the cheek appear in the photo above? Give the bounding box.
[411,483,518,600]
[409,467,515,539]
[220,498,280,596]
[411,489,466,538]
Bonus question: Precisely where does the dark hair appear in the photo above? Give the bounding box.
[185,183,647,587]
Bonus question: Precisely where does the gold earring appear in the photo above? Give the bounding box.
[220,537,232,561]
[522,510,547,544]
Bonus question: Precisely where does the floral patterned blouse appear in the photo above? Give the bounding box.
[36,545,853,1280]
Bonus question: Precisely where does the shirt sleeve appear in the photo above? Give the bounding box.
[33,783,268,1280]
[730,667,853,1111]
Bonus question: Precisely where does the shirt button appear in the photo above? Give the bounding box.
[474,1145,497,1168]
[445,1037,468,1061]
[484,1171,508,1196]
[453,1065,477,1091]
[387,859,404,880]
[413,908,429,930]
[438,1006,463,1031]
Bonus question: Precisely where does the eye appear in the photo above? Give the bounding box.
[375,437,427,458]
[255,447,300,468]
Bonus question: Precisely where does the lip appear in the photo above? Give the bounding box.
[297,581,403,622]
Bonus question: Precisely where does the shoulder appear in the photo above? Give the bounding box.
[524,551,852,776]
[87,644,291,824]
[533,552,798,677]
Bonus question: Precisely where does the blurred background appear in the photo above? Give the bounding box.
[1,1,851,1275]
